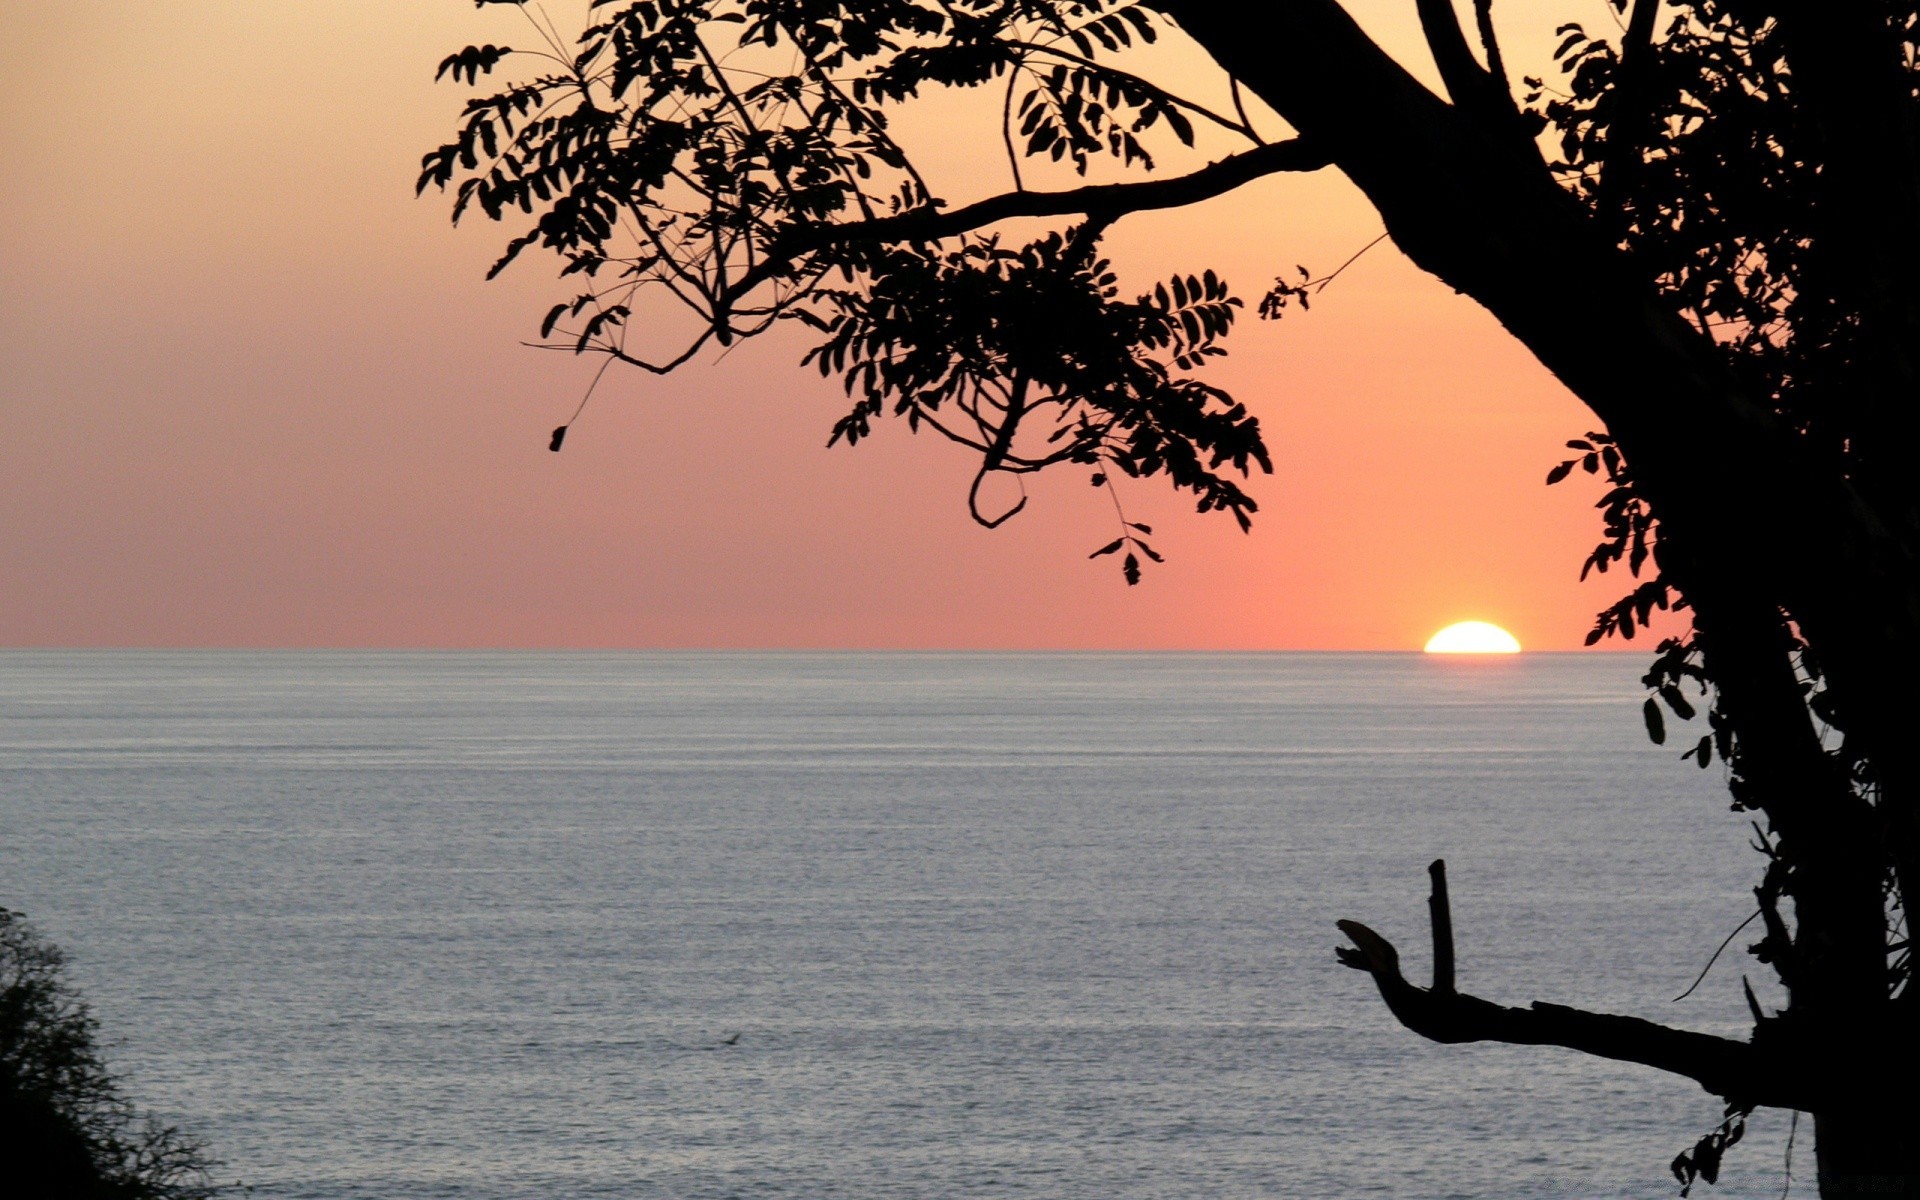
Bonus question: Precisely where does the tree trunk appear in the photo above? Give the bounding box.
[1813,1104,1920,1200]
[1160,5,1920,1194]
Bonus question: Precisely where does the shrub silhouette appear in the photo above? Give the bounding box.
[0,908,221,1200]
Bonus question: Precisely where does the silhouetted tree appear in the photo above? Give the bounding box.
[423,3,1920,1195]
[0,908,222,1199]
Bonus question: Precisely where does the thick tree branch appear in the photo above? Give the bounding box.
[1471,0,1513,100]
[721,138,1329,306]
[1419,0,1531,151]
[830,138,1326,244]
[1337,861,1826,1112]
[1415,0,1493,111]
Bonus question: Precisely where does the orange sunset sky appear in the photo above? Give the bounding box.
[0,2,1660,650]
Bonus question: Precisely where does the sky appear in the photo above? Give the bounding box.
[0,1,1661,650]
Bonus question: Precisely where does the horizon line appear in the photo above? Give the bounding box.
[0,644,1642,655]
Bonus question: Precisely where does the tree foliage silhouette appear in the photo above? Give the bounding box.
[0,909,222,1199]
[425,2,1920,1195]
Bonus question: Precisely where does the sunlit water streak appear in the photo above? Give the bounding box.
[1,651,1794,1198]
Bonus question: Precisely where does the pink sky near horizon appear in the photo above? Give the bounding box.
[0,1,1669,651]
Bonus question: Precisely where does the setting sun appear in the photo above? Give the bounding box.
[1424,621,1522,654]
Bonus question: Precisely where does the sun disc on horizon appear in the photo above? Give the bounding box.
[1424,621,1522,654]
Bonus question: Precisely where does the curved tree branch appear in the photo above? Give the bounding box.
[721,138,1330,307]
[1337,860,1826,1112]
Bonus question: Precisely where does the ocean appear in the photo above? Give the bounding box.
[0,651,1795,1198]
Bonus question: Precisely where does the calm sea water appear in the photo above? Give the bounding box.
[1,652,1797,1199]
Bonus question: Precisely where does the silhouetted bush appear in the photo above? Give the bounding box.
[0,907,222,1199]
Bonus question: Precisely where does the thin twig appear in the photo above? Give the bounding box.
[1229,77,1264,145]
[1672,908,1762,1002]
[1313,232,1390,293]
[1003,63,1027,192]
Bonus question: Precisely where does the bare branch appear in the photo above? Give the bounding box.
[969,466,1029,528]
[1472,0,1514,101]
[1416,0,1525,133]
[1426,858,1455,995]
[600,329,718,376]
[1415,0,1492,111]
[1336,860,1824,1112]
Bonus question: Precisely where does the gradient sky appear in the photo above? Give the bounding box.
[0,1,1662,650]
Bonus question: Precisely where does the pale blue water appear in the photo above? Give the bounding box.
[1,652,1796,1198]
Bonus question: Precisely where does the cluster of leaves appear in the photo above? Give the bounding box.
[0,908,222,1199]
[422,0,933,303]
[425,0,1268,581]
[803,229,1266,570]
[1011,50,1197,172]
[1546,434,1657,602]
[1256,266,1313,320]
[421,0,1216,335]
[1529,4,1812,383]
[1531,0,1920,560]
[1670,1104,1750,1198]
[1543,431,1717,771]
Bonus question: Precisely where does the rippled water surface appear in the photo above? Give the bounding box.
[1,651,1795,1198]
